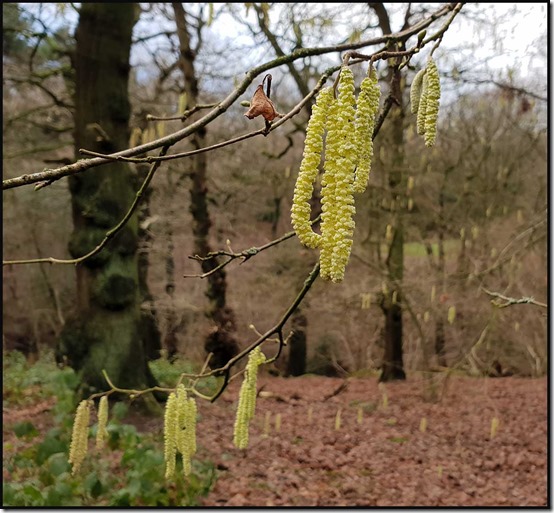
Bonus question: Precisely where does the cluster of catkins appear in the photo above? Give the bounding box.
[68,396,109,475]
[164,384,198,479]
[410,57,441,147]
[233,346,266,449]
[291,66,381,283]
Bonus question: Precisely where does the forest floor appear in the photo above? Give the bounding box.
[191,374,548,507]
[3,374,548,507]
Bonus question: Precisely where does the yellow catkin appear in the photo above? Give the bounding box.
[69,400,91,475]
[447,305,456,324]
[175,385,197,477]
[129,126,142,147]
[353,69,381,194]
[176,385,187,455]
[95,396,109,450]
[410,68,427,115]
[490,417,500,439]
[424,58,441,147]
[416,73,429,135]
[334,408,342,431]
[275,413,282,432]
[164,392,178,479]
[319,97,341,280]
[233,347,266,449]
[322,67,357,283]
[291,87,334,249]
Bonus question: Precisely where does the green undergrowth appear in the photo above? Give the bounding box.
[148,354,219,397]
[3,350,216,507]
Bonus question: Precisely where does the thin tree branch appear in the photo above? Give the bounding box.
[3,147,169,266]
[3,2,457,191]
[481,287,547,309]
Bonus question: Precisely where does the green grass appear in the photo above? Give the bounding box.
[403,239,461,258]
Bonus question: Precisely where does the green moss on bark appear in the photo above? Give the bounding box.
[68,227,112,267]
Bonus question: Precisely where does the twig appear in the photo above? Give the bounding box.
[3,3,457,190]
[3,147,169,266]
[184,227,300,278]
[79,68,338,166]
[481,287,547,309]
[146,103,217,122]
[207,262,320,401]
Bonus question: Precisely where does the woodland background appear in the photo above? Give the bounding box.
[2,2,548,507]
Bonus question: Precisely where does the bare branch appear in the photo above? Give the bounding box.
[3,3,458,191]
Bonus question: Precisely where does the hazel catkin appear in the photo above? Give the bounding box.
[233,346,266,449]
[291,87,334,249]
[423,58,441,147]
[69,400,91,475]
[353,68,381,194]
[95,396,109,450]
[410,68,427,115]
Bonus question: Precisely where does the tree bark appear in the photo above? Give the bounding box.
[58,3,158,396]
[370,3,406,382]
[286,310,307,376]
[172,3,239,368]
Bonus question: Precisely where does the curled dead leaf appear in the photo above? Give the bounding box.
[244,84,281,122]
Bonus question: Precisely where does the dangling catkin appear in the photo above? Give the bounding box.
[233,346,266,449]
[423,58,441,147]
[410,68,427,115]
[164,392,178,479]
[69,400,91,474]
[95,396,109,450]
[291,87,334,249]
[353,67,381,194]
[175,385,197,476]
[321,66,357,283]
[416,72,429,136]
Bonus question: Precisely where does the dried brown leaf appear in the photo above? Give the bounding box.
[244,85,280,121]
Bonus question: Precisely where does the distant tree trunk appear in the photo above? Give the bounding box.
[286,310,307,376]
[58,3,158,396]
[435,170,449,368]
[371,2,406,382]
[163,193,179,360]
[136,161,162,361]
[173,3,239,368]
[435,317,447,367]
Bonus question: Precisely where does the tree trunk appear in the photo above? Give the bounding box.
[286,310,307,376]
[58,3,158,396]
[372,3,407,382]
[173,3,239,369]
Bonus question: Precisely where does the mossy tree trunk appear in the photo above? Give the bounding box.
[136,161,163,362]
[173,3,239,368]
[58,3,158,395]
[371,3,406,382]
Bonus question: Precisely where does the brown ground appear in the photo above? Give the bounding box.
[194,375,548,507]
[3,375,548,507]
